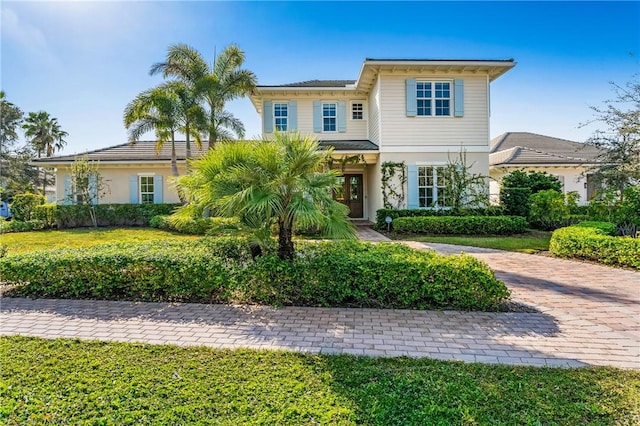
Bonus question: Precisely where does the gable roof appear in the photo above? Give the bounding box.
[490,132,603,167]
[259,80,356,88]
[32,141,209,164]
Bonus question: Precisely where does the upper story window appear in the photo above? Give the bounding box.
[139,175,155,204]
[417,81,451,116]
[351,102,364,120]
[274,103,288,131]
[418,165,450,208]
[323,103,337,132]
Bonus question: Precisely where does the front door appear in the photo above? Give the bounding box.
[334,174,363,218]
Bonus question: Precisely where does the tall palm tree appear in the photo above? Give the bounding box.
[175,132,356,260]
[162,81,208,161]
[22,111,68,194]
[150,44,257,148]
[123,86,182,177]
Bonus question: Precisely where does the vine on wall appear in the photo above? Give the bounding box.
[326,154,366,173]
[381,161,406,208]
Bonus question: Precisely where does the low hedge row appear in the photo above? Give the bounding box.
[0,219,45,233]
[375,207,506,230]
[149,215,243,236]
[33,203,181,228]
[550,224,640,270]
[392,216,528,235]
[1,239,509,311]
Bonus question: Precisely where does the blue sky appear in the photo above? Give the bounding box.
[2,1,639,156]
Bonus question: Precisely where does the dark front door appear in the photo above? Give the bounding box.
[334,174,363,218]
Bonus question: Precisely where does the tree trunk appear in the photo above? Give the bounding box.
[277,217,295,261]
[185,122,191,162]
[170,132,179,177]
[42,168,47,196]
[208,109,216,150]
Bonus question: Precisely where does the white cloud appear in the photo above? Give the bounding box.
[0,6,59,68]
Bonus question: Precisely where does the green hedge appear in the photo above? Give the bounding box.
[1,239,509,311]
[392,216,528,235]
[149,215,243,236]
[10,193,46,221]
[550,224,640,269]
[0,219,45,233]
[32,203,181,228]
[375,207,506,230]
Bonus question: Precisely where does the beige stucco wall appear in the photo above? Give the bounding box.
[55,163,186,204]
[490,166,592,205]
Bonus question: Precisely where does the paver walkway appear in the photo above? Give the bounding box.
[1,228,638,369]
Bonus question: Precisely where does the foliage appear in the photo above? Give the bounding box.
[32,203,57,228]
[150,43,257,147]
[0,219,45,233]
[380,161,406,209]
[29,203,179,228]
[406,232,552,254]
[4,337,639,425]
[176,132,355,260]
[22,111,68,158]
[375,206,506,230]
[572,221,618,235]
[2,239,509,311]
[9,192,45,221]
[528,189,569,230]
[67,156,109,227]
[392,216,528,235]
[581,76,640,191]
[150,214,243,236]
[588,185,640,236]
[500,170,563,217]
[441,150,491,212]
[0,91,23,150]
[550,224,640,269]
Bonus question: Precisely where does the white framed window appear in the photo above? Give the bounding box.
[274,103,288,131]
[418,166,450,208]
[139,175,155,204]
[322,103,337,132]
[417,81,451,116]
[351,102,364,120]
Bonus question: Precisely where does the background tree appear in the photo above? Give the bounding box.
[500,170,563,217]
[150,44,257,148]
[582,76,640,192]
[67,156,108,227]
[175,132,356,260]
[442,150,490,213]
[22,111,68,195]
[0,91,24,152]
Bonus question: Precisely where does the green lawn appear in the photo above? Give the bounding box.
[394,231,552,254]
[0,227,200,253]
[1,337,638,425]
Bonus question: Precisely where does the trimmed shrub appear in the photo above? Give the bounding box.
[33,203,57,228]
[500,187,531,217]
[151,215,243,235]
[550,224,640,269]
[572,221,617,235]
[10,193,45,221]
[1,239,509,311]
[528,189,569,230]
[375,206,506,230]
[0,220,45,233]
[392,216,528,235]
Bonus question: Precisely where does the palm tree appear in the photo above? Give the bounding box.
[22,111,68,194]
[163,81,207,161]
[123,86,182,177]
[0,91,24,151]
[150,44,257,148]
[176,132,356,260]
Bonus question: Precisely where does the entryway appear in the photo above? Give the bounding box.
[334,174,364,218]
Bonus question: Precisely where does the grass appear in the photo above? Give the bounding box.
[0,227,200,253]
[1,337,638,425]
[393,230,552,254]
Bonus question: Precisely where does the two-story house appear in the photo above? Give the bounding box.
[250,58,515,221]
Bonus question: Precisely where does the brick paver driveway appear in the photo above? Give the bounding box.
[1,231,638,369]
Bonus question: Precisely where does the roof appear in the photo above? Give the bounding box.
[318,140,378,151]
[365,58,515,63]
[490,132,603,167]
[32,141,209,164]
[259,80,356,88]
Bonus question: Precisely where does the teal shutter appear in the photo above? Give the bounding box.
[288,101,297,131]
[313,101,322,132]
[153,175,163,204]
[88,174,98,205]
[407,165,419,209]
[263,100,273,133]
[454,79,464,117]
[337,100,347,132]
[63,175,72,205]
[129,175,139,204]
[406,79,417,117]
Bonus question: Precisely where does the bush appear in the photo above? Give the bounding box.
[573,221,617,235]
[149,215,170,230]
[33,203,57,228]
[0,220,46,233]
[375,206,506,230]
[500,170,562,217]
[550,224,640,269]
[1,239,509,311]
[10,193,46,221]
[529,190,569,230]
[500,187,531,217]
[154,215,243,235]
[392,216,528,235]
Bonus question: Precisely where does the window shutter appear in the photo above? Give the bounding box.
[263,100,273,133]
[337,100,347,132]
[406,79,417,117]
[63,175,72,205]
[407,165,419,209]
[88,174,98,205]
[288,101,297,131]
[313,101,322,132]
[153,175,163,204]
[454,79,464,117]
[129,175,139,204]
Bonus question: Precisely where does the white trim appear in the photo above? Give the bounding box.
[273,102,288,132]
[415,161,447,166]
[349,100,366,121]
[321,102,338,133]
[138,174,155,204]
[415,80,453,117]
[137,172,156,176]
[379,145,489,153]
